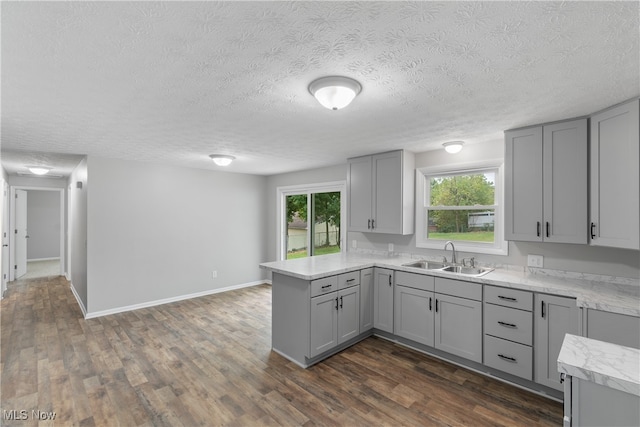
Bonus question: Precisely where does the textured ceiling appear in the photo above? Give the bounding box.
[2,1,639,176]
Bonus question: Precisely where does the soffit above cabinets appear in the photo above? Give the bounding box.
[1,1,638,176]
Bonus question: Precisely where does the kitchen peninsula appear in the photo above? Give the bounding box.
[260,252,640,398]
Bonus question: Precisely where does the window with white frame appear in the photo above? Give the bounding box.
[415,162,507,255]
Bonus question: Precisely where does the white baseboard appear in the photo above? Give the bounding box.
[85,280,269,319]
[69,282,88,318]
[27,257,61,262]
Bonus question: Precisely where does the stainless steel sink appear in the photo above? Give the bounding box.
[441,265,494,277]
[402,260,446,270]
[402,260,494,277]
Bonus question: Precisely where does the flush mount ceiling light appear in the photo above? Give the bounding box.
[308,76,362,110]
[443,141,464,154]
[209,154,235,166]
[27,166,51,175]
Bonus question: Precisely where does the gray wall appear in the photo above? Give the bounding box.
[86,157,268,314]
[69,158,88,312]
[26,190,60,260]
[264,141,639,279]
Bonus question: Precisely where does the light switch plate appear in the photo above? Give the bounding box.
[527,254,544,268]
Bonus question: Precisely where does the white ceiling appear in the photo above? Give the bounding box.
[2,1,638,177]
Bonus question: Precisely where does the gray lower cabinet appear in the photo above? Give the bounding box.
[586,309,640,349]
[373,268,394,333]
[309,283,360,358]
[394,274,482,364]
[359,268,374,332]
[394,272,435,346]
[534,293,581,391]
[565,376,640,427]
[483,285,534,380]
[434,278,483,363]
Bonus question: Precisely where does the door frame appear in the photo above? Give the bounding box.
[9,186,66,281]
[276,181,346,261]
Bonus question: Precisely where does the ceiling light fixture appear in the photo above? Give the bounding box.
[443,141,464,154]
[209,154,235,166]
[308,76,361,110]
[28,166,51,175]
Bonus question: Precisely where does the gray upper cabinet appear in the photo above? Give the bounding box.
[534,293,581,391]
[589,99,640,250]
[505,126,543,241]
[505,119,588,243]
[347,150,414,235]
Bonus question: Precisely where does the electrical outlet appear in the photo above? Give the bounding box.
[212,271,218,279]
[352,239,357,249]
[388,243,394,252]
[527,255,544,268]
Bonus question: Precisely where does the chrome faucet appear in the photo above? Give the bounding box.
[444,241,457,265]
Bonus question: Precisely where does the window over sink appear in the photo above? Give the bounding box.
[416,161,508,255]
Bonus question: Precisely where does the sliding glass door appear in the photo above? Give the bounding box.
[278,183,345,260]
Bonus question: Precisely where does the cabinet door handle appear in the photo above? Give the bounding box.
[368,219,371,229]
[429,297,432,311]
[590,222,596,239]
[537,221,541,237]
[435,299,439,313]
[498,354,517,363]
[546,221,550,238]
[335,297,339,311]
[498,321,517,328]
[541,300,546,318]
[340,296,343,309]
[388,275,392,286]
[498,295,517,302]
[371,219,375,229]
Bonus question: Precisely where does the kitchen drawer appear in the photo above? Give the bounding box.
[311,276,338,297]
[338,271,360,290]
[484,285,533,311]
[484,335,533,381]
[395,271,434,292]
[435,277,481,301]
[484,303,533,346]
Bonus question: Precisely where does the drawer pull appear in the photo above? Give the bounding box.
[498,354,517,363]
[346,278,355,283]
[321,284,333,290]
[498,295,517,302]
[498,321,517,329]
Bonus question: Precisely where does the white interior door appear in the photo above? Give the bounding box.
[15,189,28,279]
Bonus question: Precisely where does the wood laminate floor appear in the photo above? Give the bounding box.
[1,276,562,426]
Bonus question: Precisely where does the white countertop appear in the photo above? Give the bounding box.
[558,334,640,397]
[260,252,640,317]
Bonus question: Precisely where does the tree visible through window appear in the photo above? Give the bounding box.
[428,171,496,243]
